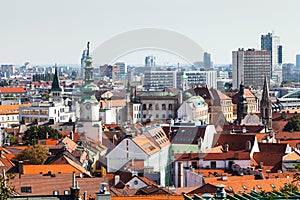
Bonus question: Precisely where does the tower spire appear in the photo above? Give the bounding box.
[260,76,272,131]
[237,82,248,125]
[261,76,270,101]
[51,64,62,92]
[86,42,90,57]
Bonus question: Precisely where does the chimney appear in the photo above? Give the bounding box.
[245,140,251,152]
[282,112,286,120]
[18,161,24,179]
[69,131,73,140]
[234,151,239,160]
[178,162,184,187]
[70,172,80,199]
[223,144,229,152]
[114,175,120,185]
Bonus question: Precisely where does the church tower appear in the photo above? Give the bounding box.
[260,76,272,131]
[80,42,100,122]
[51,64,62,103]
[237,82,248,125]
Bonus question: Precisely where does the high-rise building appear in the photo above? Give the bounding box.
[232,48,271,89]
[261,31,282,73]
[179,69,217,89]
[278,45,283,65]
[296,54,300,68]
[80,49,88,79]
[114,62,127,74]
[203,52,212,68]
[145,55,156,67]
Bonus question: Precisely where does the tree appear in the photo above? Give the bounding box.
[0,173,16,199]
[22,126,62,145]
[16,145,49,165]
[279,183,298,196]
[283,114,300,132]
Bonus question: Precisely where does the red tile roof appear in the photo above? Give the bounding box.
[0,87,26,93]
[203,151,250,161]
[212,134,256,151]
[10,173,107,196]
[22,164,83,175]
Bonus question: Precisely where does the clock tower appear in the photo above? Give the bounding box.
[79,42,100,122]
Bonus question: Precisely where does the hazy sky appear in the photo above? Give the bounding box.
[1,0,300,65]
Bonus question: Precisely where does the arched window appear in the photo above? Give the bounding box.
[142,104,147,110]
[155,103,159,110]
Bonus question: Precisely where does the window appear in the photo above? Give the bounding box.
[142,104,147,110]
[21,186,32,193]
[148,104,153,110]
[162,104,166,110]
[168,104,173,110]
[257,184,262,189]
[134,180,138,185]
[210,161,216,169]
[155,104,159,110]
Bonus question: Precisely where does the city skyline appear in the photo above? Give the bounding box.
[1,0,300,65]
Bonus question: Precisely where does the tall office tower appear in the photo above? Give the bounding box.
[296,54,300,68]
[203,52,212,68]
[179,69,217,89]
[278,45,283,65]
[261,31,281,73]
[114,62,127,74]
[232,48,271,89]
[80,49,88,79]
[145,55,156,67]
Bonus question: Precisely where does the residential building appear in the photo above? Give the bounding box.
[232,48,271,89]
[106,126,170,186]
[19,67,75,124]
[179,69,217,89]
[0,104,24,128]
[144,70,177,90]
[138,91,179,122]
[177,95,209,123]
[186,87,233,123]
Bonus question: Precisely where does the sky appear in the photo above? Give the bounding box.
[1,0,300,65]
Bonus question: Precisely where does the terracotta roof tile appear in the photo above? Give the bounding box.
[10,173,107,196]
[111,195,183,200]
[22,164,82,175]
[133,136,160,155]
[204,175,297,194]
[212,134,256,151]
[0,104,23,115]
[0,87,26,93]
[203,151,250,161]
